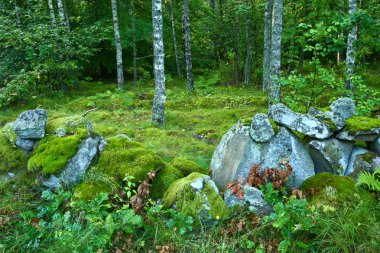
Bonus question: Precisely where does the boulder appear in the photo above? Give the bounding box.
[368,137,380,155]
[329,98,355,129]
[309,138,354,175]
[12,109,47,139]
[271,103,333,139]
[211,122,263,191]
[336,130,379,141]
[249,113,275,142]
[224,185,272,215]
[2,123,17,144]
[336,116,380,141]
[260,127,315,188]
[345,148,380,177]
[43,135,102,190]
[15,137,35,151]
[163,173,230,221]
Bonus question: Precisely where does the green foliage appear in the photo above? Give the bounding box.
[345,116,380,134]
[356,168,380,192]
[27,135,82,175]
[0,133,27,171]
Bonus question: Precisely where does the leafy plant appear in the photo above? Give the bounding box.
[356,168,380,192]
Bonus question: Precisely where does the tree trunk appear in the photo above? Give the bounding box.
[210,0,220,63]
[57,0,69,31]
[131,0,138,86]
[14,0,21,26]
[170,0,182,78]
[111,0,125,90]
[345,0,357,96]
[262,0,272,90]
[183,0,194,92]
[152,0,166,126]
[233,13,240,85]
[243,0,251,85]
[268,0,283,109]
[47,0,57,27]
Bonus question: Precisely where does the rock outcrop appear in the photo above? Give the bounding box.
[12,109,47,139]
[249,113,275,142]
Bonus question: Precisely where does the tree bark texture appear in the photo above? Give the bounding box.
[345,0,358,96]
[131,0,138,86]
[262,0,272,90]
[244,0,252,85]
[47,0,57,27]
[183,0,194,92]
[111,0,125,90]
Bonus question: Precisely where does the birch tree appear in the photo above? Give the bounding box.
[57,0,69,31]
[262,0,272,90]
[243,0,251,85]
[233,13,240,84]
[131,0,138,86]
[111,0,125,90]
[183,0,194,92]
[152,0,166,125]
[170,0,182,78]
[268,0,283,108]
[47,0,57,27]
[345,0,358,96]
[14,0,21,26]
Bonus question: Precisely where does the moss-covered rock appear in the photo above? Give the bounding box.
[163,173,229,221]
[94,137,182,199]
[46,115,86,136]
[345,116,380,134]
[301,172,374,207]
[27,135,82,175]
[72,180,111,201]
[170,157,208,176]
[0,133,27,171]
[2,123,17,144]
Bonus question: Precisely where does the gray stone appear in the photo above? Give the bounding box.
[43,135,101,190]
[15,137,35,151]
[271,103,333,139]
[346,148,380,177]
[224,185,272,215]
[329,98,355,129]
[211,122,263,191]
[260,127,315,188]
[368,137,380,155]
[336,129,379,141]
[249,113,275,142]
[12,109,47,139]
[190,178,204,191]
[309,138,354,175]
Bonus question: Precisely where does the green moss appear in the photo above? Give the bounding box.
[95,137,182,199]
[301,172,374,207]
[2,123,17,144]
[0,133,27,171]
[345,116,380,134]
[27,135,82,175]
[269,119,279,134]
[46,115,85,135]
[163,173,229,220]
[72,180,111,201]
[291,130,311,145]
[239,116,251,126]
[170,157,208,176]
[361,152,377,163]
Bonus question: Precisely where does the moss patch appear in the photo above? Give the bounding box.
[2,123,17,144]
[27,135,82,175]
[170,157,208,176]
[46,115,86,135]
[269,119,279,134]
[345,116,380,134]
[163,173,229,220]
[301,172,374,207]
[0,133,27,171]
[72,180,111,201]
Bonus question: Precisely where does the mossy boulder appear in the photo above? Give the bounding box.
[46,115,86,137]
[345,116,380,134]
[163,173,229,221]
[2,123,17,144]
[0,133,27,171]
[27,135,82,175]
[72,180,111,201]
[301,172,374,207]
[170,157,208,176]
[93,137,183,199]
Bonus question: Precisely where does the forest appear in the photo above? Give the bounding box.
[0,0,380,252]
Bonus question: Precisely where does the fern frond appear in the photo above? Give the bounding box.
[356,170,380,192]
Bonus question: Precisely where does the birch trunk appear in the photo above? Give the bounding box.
[57,0,69,31]
[14,0,21,26]
[262,0,272,90]
[170,0,182,78]
[345,0,358,96]
[233,13,240,84]
[111,0,125,90]
[243,0,251,85]
[47,0,57,27]
[131,0,138,86]
[152,0,166,125]
[268,0,283,109]
[183,0,194,92]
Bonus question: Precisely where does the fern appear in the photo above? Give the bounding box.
[356,168,380,192]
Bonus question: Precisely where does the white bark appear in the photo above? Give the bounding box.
[47,0,57,27]
[131,0,138,86]
[262,0,272,90]
[14,0,21,26]
[111,0,125,89]
[243,0,251,85]
[57,0,69,31]
[183,0,194,92]
[268,0,283,109]
[152,0,166,125]
[345,0,357,96]
[170,0,182,78]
